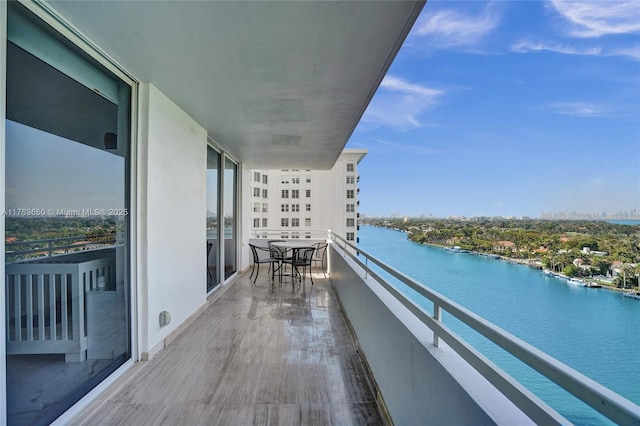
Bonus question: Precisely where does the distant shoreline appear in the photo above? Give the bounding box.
[409,239,629,295]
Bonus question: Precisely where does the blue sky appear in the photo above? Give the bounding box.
[347,0,640,218]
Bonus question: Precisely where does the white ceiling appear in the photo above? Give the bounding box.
[47,1,424,169]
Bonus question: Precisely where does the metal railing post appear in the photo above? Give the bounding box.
[364,258,368,279]
[433,303,441,348]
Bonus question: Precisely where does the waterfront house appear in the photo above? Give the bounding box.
[580,247,607,256]
[611,261,624,277]
[2,1,638,425]
[493,240,515,252]
[533,246,549,255]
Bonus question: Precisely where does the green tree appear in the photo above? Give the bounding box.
[562,264,579,277]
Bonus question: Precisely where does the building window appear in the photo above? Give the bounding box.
[254,172,261,182]
[262,218,268,227]
[291,232,300,239]
[281,218,289,227]
[281,177,289,184]
[292,177,300,184]
[346,176,355,184]
[291,204,300,212]
[281,233,289,239]
[305,232,311,239]
[305,218,311,227]
[306,176,311,183]
[253,187,260,197]
[292,189,299,198]
[253,202,260,213]
[253,218,260,228]
[262,203,268,213]
[347,162,354,172]
[281,204,289,212]
[282,189,289,198]
[347,232,355,241]
[292,218,300,227]
[346,204,355,212]
[262,175,268,184]
[306,189,311,197]
[347,189,354,199]
[347,218,355,227]
[306,204,311,212]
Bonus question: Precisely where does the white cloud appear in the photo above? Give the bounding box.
[380,76,443,98]
[612,45,640,60]
[413,5,499,47]
[512,40,603,56]
[362,76,445,129]
[549,101,608,117]
[373,139,444,156]
[549,0,640,38]
[512,39,640,60]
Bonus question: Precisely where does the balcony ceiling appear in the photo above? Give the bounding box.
[46,0,424,169]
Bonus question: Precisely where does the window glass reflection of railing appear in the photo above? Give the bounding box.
[6,233,117,263]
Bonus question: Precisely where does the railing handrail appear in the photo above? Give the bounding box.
[6,233,114,247]
[5,234,116,261]
[248,229,331,240]
[329,231,640,425]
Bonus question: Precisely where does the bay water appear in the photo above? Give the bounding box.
[357,225,640,425]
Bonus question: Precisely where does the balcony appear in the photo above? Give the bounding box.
[67,233,640,425]
[71,266,384,424]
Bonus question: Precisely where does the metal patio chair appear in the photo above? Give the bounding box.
[249,243,278,284]
[311,242,328,277]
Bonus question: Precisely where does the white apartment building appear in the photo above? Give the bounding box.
[250,149,366,242]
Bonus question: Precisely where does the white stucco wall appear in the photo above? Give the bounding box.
[239,164,251,273]
[140,83,208,356]
[329,244,533,425]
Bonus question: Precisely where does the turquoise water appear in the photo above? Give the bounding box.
[357,225,640,425]
[606,220,640,226]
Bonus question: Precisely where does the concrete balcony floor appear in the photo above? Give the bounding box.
[73,270,384,425]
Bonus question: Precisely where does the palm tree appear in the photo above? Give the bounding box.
[618,264,638,288]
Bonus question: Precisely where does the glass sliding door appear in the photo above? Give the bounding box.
[5,4,131,424]
[224,158,237,280]
[206,146,220,291]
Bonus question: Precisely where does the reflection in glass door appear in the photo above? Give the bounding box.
[224,158,237,280]
[206,147,220,291]
[5,4,131,424]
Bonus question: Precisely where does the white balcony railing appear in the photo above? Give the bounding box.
[328,231,640,425]
[249,228,332,241]
[6,235,116,263]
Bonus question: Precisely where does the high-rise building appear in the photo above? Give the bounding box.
[249,149,366,242]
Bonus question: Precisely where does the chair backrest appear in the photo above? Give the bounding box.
[271,245,290,261]
[268,240,287,259]
[296,247,315,265]
[267,240,285,247]
[312,242,327,260]
[249,244,260,262]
